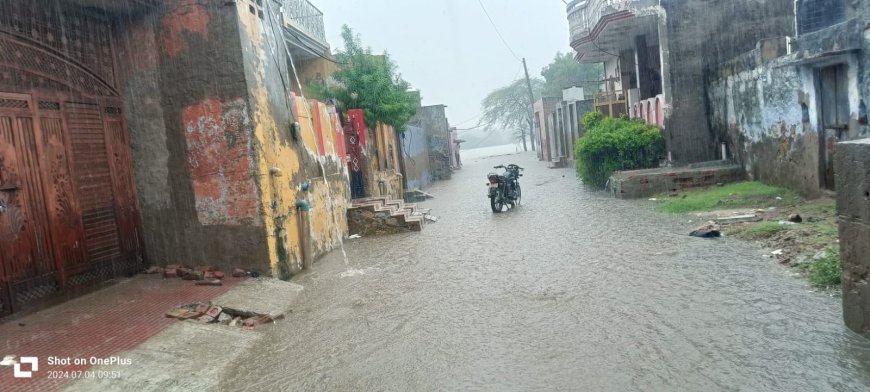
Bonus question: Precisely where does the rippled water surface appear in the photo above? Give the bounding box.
[222,149,870,391]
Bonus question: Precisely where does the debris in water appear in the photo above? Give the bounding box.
[340,269,365,278]
[689,222,721,238]
[771,249,784,256]
[349,234,362,239]
[425,214,439,222]
[144,266,162,274]
[648,198,657,201]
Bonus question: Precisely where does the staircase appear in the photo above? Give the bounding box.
[347,196,428,236]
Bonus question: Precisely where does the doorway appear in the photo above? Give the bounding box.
[817,64,849,191]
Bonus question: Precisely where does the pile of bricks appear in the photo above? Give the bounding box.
[165,301,283,330]
[143,266,256,286]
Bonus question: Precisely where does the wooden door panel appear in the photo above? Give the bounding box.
[104,103,143,268]
[65,101,121,275]
[37,100,87,276]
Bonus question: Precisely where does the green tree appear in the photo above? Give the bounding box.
[479,77,544,151]
[541,52,603,98]
[310,25,419,131]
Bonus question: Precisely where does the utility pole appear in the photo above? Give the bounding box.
[522,58,537,151]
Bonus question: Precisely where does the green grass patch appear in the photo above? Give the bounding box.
[798,248,842,288]
[730,221,791,239]
[656,181,800,213]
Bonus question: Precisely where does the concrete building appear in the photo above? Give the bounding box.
[534,91,594,166]
[0,0,349,315]
[566,0,795,164]
[408,105,453,181]
[707,0,870,197]
[398,124,433,192]
[534,97,563,162]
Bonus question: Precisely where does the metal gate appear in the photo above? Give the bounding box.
[0,3,144,316]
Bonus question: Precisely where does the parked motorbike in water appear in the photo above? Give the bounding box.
[486,164,523,213]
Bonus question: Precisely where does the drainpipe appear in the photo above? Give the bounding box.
[296,184,312,270]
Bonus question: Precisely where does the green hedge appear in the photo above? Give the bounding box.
[574,112,665,188]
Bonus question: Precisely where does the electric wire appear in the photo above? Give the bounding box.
[476,0,521,62]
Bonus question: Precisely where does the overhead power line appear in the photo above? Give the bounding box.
[476,0,521,62]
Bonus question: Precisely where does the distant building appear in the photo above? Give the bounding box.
[566,0,795,164]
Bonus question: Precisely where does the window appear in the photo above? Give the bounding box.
[799,0,846,34]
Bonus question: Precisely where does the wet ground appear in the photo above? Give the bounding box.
[222,149,870,391]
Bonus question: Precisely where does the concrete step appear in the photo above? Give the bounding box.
[348,195,425,234]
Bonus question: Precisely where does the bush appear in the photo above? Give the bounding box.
[800,248,842,288]
[574,113,664,188]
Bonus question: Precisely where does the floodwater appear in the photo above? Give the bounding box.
[222,146,870,391]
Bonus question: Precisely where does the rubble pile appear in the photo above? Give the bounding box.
[165,301,284,330]
[143,265,259,286]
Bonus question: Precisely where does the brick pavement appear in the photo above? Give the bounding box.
[0,275,241,392]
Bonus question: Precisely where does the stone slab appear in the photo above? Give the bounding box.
[609,161,744,199]
[835,138,870,337]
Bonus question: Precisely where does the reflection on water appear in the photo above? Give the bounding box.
[222,151,870,392]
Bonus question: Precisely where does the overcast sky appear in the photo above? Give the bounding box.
[317,0,573,132]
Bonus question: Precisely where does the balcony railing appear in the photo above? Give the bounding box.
[281,0,327,45]
[568,0,655,44]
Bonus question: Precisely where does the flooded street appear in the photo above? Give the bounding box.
[223,148,870,391]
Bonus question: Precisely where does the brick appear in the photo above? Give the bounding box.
[241,314,275,330]
[205,305,223,318]
[165,308,202,320]
[163,268,178,279]
[213,271,225,279]
[196,314,215,323]
[194,302,211,313]
[196,279,223,286]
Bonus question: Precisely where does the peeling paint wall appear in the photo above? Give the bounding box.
[708,13,870,197]
[235,2,349,278]
[118,0,347,277]
[659,0,796,163]
[362,122,404,200]
[117,0,269,273]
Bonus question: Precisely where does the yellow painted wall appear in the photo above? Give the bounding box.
[238,5,349,279]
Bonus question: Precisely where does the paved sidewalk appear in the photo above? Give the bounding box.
[0,275,241,392]
[63,278,302,392]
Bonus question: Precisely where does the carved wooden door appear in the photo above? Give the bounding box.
[0,93,61,314]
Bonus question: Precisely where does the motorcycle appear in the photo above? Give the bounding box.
[486,164,523,213]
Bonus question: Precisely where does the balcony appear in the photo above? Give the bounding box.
[567,0,658,63]
[279,0,330,59]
